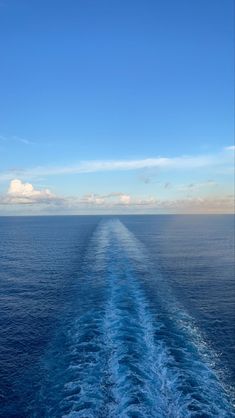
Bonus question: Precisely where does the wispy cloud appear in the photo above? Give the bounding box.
[0,134,34,145]
[224,145,235,151]
[0,148,233,182]
[177,180,218,192]
[12,136,34,145]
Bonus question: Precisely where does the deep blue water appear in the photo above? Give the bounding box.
[0,215,234,417]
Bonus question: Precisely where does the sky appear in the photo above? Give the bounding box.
[0,0,234,214]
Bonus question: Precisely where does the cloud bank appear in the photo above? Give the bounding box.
[0,180,233,214]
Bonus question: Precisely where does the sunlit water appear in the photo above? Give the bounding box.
[0,215,234,417]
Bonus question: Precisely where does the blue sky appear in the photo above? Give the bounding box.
[0,0,234,214]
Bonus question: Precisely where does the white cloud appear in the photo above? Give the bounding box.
[225,145,235,151]
[0,180,233,213]
[78,192,132,206]
[80,193,106,205]
[58,194,234,214]
[67,192,158,209]
[63,191,234,214]
[119,194,131,205]
[0,147,234,183]
[31,154,215,175]
[1,179,62,205]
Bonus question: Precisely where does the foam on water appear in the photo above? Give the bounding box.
[39,219,234,417]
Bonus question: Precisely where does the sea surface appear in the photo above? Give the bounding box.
[0,215,234,417]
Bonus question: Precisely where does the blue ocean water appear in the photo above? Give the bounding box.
[0,215,234,417]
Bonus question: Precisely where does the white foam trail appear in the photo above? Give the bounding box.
[101,221,191,417]
[58,219,234,417]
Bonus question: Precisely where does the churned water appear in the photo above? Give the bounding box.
[0,215,234,417]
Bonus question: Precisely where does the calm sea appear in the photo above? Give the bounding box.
[0,215,234,417]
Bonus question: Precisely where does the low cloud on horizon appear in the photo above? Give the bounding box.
[0,179,233,215]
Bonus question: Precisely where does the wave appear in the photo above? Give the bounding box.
[38,219,235,418]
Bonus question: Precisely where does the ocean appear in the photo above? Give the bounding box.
[0,215,234,417]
